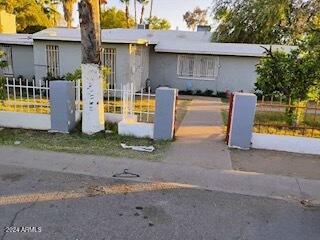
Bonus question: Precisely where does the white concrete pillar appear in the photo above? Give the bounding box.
[81,63,105,134]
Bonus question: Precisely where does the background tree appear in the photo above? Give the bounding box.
[119,0,130,28]
[183,7,208,31]
[255,39,320,124]
[147,16,171,30]
[256,49,316,101]
[0,50,7,69]
[303,30,320,101]
[211,0,320,44]
[137,0,149,24]
[61,0,77,28]
[101,7,134,29]
[0,0,59,33]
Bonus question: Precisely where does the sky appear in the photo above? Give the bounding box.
[59,0,213,31]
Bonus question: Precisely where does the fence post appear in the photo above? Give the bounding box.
[154,87,178,140]
[228,92,257,149]
[50,81,76,133]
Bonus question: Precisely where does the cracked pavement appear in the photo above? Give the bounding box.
[0,164,320,240]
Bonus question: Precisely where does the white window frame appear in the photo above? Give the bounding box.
[177,55,219,80]
[0,45,13,76]
[46,45,60,78]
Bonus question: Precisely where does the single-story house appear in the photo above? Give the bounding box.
[0,27,295,93]
[0,33,34,79]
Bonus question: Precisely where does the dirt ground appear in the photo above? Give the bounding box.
[231,149,320,180]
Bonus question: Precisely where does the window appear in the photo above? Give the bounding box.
[0,45,13,76]
[46,45,60,78]
[102,48,116,88]
[177,55,217,80]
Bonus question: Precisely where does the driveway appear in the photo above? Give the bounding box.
[1,164,320,240]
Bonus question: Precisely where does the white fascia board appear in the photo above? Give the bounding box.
[154,47,264,57]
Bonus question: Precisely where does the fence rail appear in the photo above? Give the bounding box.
[104,85,155,123]
[1,78,50,114]
[0,78,81,115]
[254,96,320,138]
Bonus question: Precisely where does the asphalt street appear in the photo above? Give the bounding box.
[0,164,319,240]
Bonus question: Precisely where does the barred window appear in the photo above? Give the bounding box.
[102,48,116,88]
[46,45,60,78]
[177,55,217,80]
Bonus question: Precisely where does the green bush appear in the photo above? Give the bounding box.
[203,89,214,96]
[0,77,5,100]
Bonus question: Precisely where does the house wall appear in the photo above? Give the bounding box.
[149,47,260,93]
[11,45,34,79]
[33,40,81,82]
[0,44,34,79]
[105,43,130,87]
[33,40,131,86]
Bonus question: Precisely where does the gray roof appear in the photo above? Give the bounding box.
[32,27,211,44]
[0,28,296,57]
[0,33,33,46]
[155,41,296,57]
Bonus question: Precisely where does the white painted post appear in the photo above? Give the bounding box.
[81,64,105,134]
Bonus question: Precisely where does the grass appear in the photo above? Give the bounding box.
[0,99,50,114]
[220,109,320,138]
[175,99,191,129]
[255,111,320,128]
[0,97,156,121]
[0,128,171,161]
[221,110,228,125]
[0,99,192,160]
[104,96,156,113]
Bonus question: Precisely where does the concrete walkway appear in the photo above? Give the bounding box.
[165,97,232,170]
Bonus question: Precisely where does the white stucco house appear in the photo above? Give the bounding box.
[0,33,34,79]
[0,27,295,93]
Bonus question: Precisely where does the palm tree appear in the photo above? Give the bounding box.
[149,0,153,19]
[137,0,150,24]
[120,0,130,28]
[134,0,137,25]
[62,0,77,28]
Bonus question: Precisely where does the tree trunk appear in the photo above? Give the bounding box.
[149,0,153,19]
[78,0,105,134]
[126,5,129,28]
[134,0,137,26]
[140,5,145,24]
[79,0,101,64]
[67,20,72,28]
